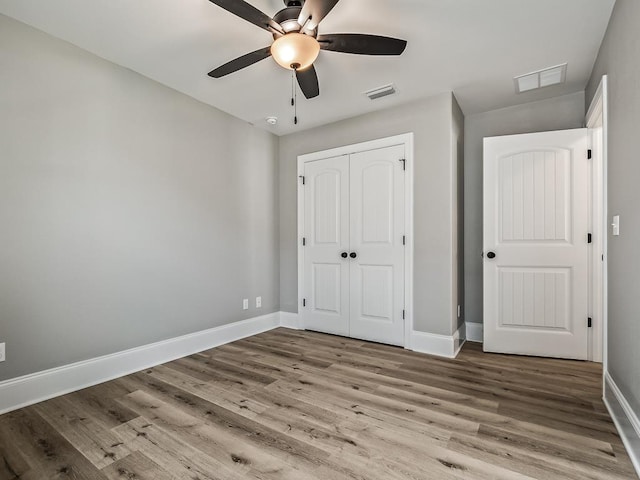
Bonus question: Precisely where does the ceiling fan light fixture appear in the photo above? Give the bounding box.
[271,33,320,70]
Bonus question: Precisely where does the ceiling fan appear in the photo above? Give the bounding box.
[207,0,408,99]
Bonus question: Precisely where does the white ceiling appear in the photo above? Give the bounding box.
[0,0,615,135]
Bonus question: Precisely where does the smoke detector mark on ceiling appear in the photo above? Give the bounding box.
[365,84,397,100]
[514,63,567,93]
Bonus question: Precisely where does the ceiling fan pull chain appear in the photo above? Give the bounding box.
[291,69,295,107]
[292,67,298,125]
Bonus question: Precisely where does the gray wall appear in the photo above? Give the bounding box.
[279,93,461,336]
[0,15,279,381]
[463,92,585,325]
[586,0,640,417]
[452,96,465,330]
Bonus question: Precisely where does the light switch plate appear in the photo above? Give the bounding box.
[612,215,620,236]
[256,296,262,308]
[0,343,5,362]
[242,299,249,310]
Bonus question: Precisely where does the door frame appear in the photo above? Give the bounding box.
[297,133,415,347]
[586,75,608,367]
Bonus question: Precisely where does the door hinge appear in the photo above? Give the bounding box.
[302,298,306,307]
[302,237,306,246]
[402,235,406,245]
[587,149,592,160]
[402,309,405,320]
[399,158,406,171]
[299,175,306,185]
[588,317,592,328]
[587,233,592,244]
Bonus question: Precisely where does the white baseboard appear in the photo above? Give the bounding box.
[280,311,301,330]
[604,372,640,477]
[0,312,471,415]
[0,312,280,415]
[282,313,465,359]
[410,324,465,359]
[453,323,466,356]
[465,322,484,343]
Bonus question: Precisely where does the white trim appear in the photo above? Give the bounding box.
[296,133,415,347]
[0,313,280,415]
[604,372,640,477]
[465,322,484,343]
[586,75,608,370]
[453,324,466,356]
[409,324,465,359]
[280,311,301,330]
[404,134,415,349]
[0,311,473,417]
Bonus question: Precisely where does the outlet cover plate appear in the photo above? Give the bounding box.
[256,296,262,308]
[0,343,5,362]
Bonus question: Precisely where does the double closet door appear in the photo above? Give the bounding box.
[302,144,406,346]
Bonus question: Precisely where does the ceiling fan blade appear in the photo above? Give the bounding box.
[296,65,320,99]
[208,0,283,34]
[208,47,272,78]
[298,0,340,30]
[317,34,407,55]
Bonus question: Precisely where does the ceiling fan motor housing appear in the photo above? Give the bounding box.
[273,6,316,37]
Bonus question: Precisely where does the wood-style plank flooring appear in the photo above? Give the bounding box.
[0,328,636,479]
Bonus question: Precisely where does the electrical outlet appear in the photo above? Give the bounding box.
[256,296,262,308]
[0,343,5,362]
[242,299,249,310]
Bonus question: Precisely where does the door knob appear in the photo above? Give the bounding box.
[486,251,496,259]
[350,252,357,259]
[341,252,348,258]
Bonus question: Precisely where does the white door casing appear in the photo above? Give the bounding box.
[349,145,406,346]
[586,74,608,369]
[483,129,590,360]
[302,155,350,336]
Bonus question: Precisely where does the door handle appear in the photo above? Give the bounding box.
[486,251,496,259]
[341,252,348,258]
[350,252,357,259]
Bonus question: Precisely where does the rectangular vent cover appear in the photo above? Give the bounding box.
[365,84,396,100]
[514,63,567,93]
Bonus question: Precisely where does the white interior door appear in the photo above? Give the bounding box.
[303,155,350,336]
[349,145,406,346]
[484,129,590,360]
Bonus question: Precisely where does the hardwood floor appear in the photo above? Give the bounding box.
[0,328,636,479]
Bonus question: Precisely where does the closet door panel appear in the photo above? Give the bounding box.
[349,145,405,346]
[302,155,350,336]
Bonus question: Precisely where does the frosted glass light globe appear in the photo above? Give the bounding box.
[271,33,320,70]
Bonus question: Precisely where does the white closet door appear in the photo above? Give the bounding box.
[349,145,405,346]
[484,129,590,360]
[303,155,350,336]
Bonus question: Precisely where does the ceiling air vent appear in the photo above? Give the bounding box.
[365,84,396,100]
[514,63,567,93]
